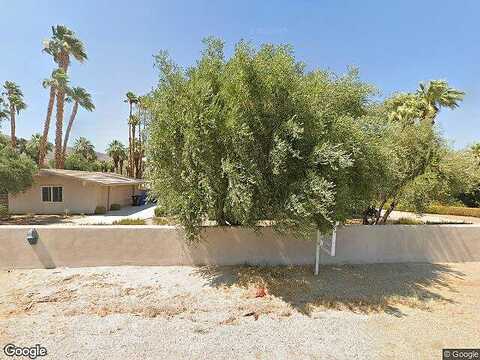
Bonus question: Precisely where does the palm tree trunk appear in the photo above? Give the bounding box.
[55,90,65,168]
[128,104,133,177]
[9,105,16,148]
[62,101,78,157]
[131,125,137,177]
[38,86,56,166]
[55,53,69,169]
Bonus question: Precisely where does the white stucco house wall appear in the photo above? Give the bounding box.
[8,169,144,215]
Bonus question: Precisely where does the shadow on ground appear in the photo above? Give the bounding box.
[195,263,464,317]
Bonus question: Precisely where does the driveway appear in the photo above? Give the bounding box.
[71,204,156,225]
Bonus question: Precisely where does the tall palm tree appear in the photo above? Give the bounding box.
[106,140,127,174]
[73,136,96,161]
[62,87,95,157]
[38,69,69,166]
[43,25,87,168]
[124,91,138,177]
[2,81,26,148]
[416,80,465,124]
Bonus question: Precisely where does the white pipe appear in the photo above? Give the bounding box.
[331,221,339,257]
[315,229,320,276]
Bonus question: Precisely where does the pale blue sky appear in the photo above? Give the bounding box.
[1,0,479,152]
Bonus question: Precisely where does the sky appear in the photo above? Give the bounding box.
[1,0,479,152]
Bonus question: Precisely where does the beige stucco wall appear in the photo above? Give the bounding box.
[8,175,137,214]
[0,225,479,269]
[8,175,102,214]
[109,186,135,207]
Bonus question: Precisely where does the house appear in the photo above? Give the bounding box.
[8,169,144,215]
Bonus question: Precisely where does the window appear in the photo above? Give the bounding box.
[42,186,63,202]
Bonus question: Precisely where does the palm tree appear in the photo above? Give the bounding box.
[26,133,53,164]
[416,80,465,124]
[2,81,26,148]
[62,87,95,157]
[73,136,96,161]
[124,91,138,177]
[38,69,69,166]
[43,25,87,168]
[0,99,9,128]
[106,140,127,173]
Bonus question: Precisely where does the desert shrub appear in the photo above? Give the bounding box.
[110,203,121,211]
[112,218,146,225]
[0,204,8,219]
[94,206,106,215]
[388,217,422,225]
[427,205,480,218]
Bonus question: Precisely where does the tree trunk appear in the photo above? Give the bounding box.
[55,52,69,169]
[113,157,119,174]
[62,101,78,157]
[55,89,65,168]
[131,122,136,177]
[128,103,133,177]
[374,196,388,225]
[38,86,56,166]
[9,105,16,148]
[380,200,397,224]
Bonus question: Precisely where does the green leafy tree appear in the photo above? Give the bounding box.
[64,152,100,171]
[146,38,381,240]
[2,81,27,148]
[0,144,36,194]
[62,87,95,157]
[43,25,87,168]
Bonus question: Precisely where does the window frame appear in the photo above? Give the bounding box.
[41,185,64,203]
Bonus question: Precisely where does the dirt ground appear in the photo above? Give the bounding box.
[0,263,479,359]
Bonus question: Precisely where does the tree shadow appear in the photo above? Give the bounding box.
[194,263,464,317]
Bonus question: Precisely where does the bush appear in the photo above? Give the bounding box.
[154,206,168,217]
[388,217,422,225]
[110,203,121,211]
[0,204,8,219]
[427,205,480,218]
[94,206,106,214]
[112,218,146,225]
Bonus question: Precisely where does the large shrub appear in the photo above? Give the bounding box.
[0,144,36,194]
[146,39,384,240]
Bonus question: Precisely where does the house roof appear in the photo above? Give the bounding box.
[39,169,144,186]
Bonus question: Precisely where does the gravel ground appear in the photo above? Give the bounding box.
[1,263,479,359]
